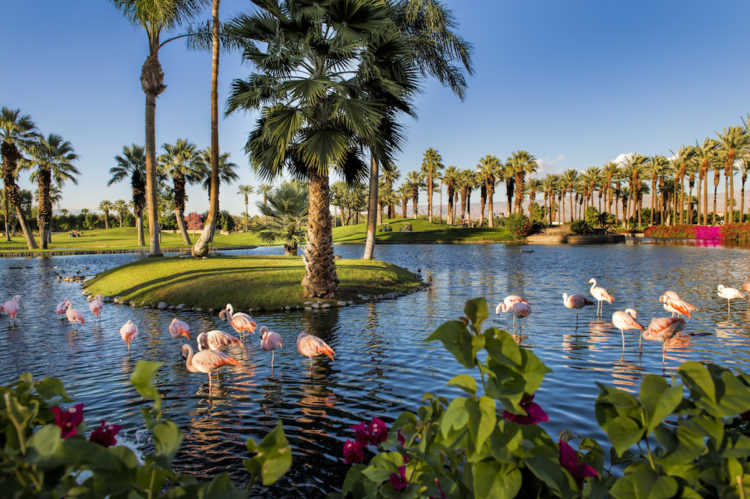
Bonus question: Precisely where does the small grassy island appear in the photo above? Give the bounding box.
[332,218,515,244]
[84,255,422,311]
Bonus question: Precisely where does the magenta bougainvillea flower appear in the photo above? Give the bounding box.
[502,394,549,425]
[350,421,370,445]
[389,465,408,491]
[397,429,405,447]
[558,440,598,488]
[89,420,123,447]
[367,417,388,444]
[51,403,84,439]
[343,439,364,465]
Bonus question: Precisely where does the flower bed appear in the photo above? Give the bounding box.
[720,222,750,241]
[644,225,721,240]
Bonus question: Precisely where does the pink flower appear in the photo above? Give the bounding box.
[389,465,408,491]
[343,439,364,465]
[350,421,369,445]
[397,429,405,447]
[502,394,549,425]
[51,403,84,439]
[367,417,388,444]
[89,420,122,447]
[558,440,598,489]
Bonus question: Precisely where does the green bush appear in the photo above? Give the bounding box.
[504,213,533,238]
[571,219,594,235]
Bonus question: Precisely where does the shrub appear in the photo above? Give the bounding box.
[505,213,533,238]
[720,222,750,241]
[571,219,594,235]
[643,224,697,239]
[337,298,750,498]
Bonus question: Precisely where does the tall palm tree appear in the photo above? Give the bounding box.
[717,126,749,223]
[196,148,238,199]
[421,148,443,223]
[253,181,308,256]
[622,154,648,226]
[113,199,128,227]
[112,0,206,256]
[561,169,579,222]
[259,184,273,208]
[0,107,38,248]
[477,155,502,227]
[108,145,146,246]
[22,134,79,247]
[237,184,254,232]
[712,161,722,224]
[404,171,424,219]
[99,200,113,230]
[508,150,537,215]
[503,162,515,216]
[397,184,410,218]
[159,138,200,244]
[646,155,669,225]
[527,178,542,220]
[670,145,695,224]
[382,167,400,219]
[541,174,557,224]
[442,165,459,225]
[600,161,619,215]
[694,138,718,225]
[740,158,749,221]
[580,167,601,212]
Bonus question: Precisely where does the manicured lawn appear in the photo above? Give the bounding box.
[332,218,515,243]
[0,227,264,253]
[84,255,422,310]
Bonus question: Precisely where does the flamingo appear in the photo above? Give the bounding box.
[742,281,750,301]
[89,298,103,321]
[119,320,138,353]
[562,292,595,326]
[168,318,190,343]
[497,301,531,333]
[2,295,20,323]
[260,326,284,370]
[495,295,528,315]
[181,344,239,391]
[658,290,697,318]
[717,285,745,314]
[219,304,257,339]
[65,300,85,328]
[588,279,614,317]
[56,299,69,320]
[296,333,335,362]
[611,308,645,350]
[642,317,686,364]
[196,330,242,351]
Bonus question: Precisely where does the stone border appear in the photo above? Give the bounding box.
[526,233,625,245]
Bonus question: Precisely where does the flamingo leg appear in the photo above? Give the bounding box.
[620,329,625,350]
[271,350,275,370]
[639,332,642,351]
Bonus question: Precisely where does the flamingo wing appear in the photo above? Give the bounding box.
[231,313,257,333]
[206,330,242,350]
[297,334,335,360]
[193,349,239,373]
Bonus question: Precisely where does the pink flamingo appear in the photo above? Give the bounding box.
[562,292,595,326]
[260,326,284,369]
[89,298,103,321]
[497,301,531,333]
[168,318,190,343]
[296,333,335,362]
[181,344,239,391]
[65,300,85,328]
[120,320,138,353]
[219,303,257,339]
[659,290,697,318]
[742,281,750,301]
[588,279,614,317]
[642,317,686,364]
[2,295,20,324]
[495,295,528,315]
[611,308,645,350]
[56,299,68,320]
[717,285,745,314]
[196,330,242,351]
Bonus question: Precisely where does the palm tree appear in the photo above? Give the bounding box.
[503,162,515,216]
[508,150,537,215]
[112,0,206,256]
[740,158,749,221]
[159,139,200,244]
[404,171,424,219]
[561,169,579,222]
[646,155,669,225]
[196,148,238,199]
[670,145,695,224]
[22,134,79,247]
[108,145,146,246]
[601,161,619,215]
[237,185,254,232]
[622,154,648,226]
[113,199,128,227]
[421,148,443,223]
[712,162,722,224]
[0,107,38,248]
[694,138,718,225]
[580,167,601,213]
[99,200,113,230]
[717,126,749,222]
[541,174,557,224]
[382,167,400,219]
[253,181,308,256]
[397,184,410,219]
[442,166,459,225]
[527,178,542,219]
[259,184,273,208]
[477,155,502,227]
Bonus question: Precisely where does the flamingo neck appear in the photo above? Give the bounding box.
[226,305,234,321]
[184,346,200,373]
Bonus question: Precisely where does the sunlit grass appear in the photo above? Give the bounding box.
[332,217,515,243]
[84,255,421,310]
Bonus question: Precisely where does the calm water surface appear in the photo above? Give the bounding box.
[1,242,749,496]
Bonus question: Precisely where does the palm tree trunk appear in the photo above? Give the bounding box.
[742,175,747,222]
[713,183,719,225]
[401,198,407,218]
[363,155,378,260]
[724,168,730,222]
[447,189,454,225]
[479,195,485,226]
[412,194,418,219]
[104,212,109,230]
[427,172,433,222]
[14,204,36,249]
[3,193,8,241]
[569,190,573,222]
[136,208,145,246]
[141,54,164,257]
[730,168,736,222]
[651,178,656,225]
[192,0,221,258]
[175,208,191,245]
[303,169,338,298]
[487,186,494,228]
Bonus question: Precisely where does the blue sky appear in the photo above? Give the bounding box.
[3,0,750,215]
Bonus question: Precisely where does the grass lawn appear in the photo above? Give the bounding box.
[332,218,515,243]
[84,255,422,310]
[0,227,265,253]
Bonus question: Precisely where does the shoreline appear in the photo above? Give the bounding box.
[0,245,259,258]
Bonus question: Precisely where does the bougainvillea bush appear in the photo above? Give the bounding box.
[333,298,750,498]
[643,225,697,239]
[0,361,291,497]
[720,223,750,241]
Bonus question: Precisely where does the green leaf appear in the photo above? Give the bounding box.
[130,360,163,413]
[26,424,68,468]
[466,396,496,452]
[4,391,37,453]
[341,464,369,498]
[35,377,70,403]
[425,320,477,369]
[639,375,682,433]
[153,421,183,468]
[361,452,402,484]
[464,297,488,332]
[447,374,477,395]
[440,397,468,438]
[524,454,577,498]
[490,420,523,462]
[472,461,522,499]
[243,421,292,486]
[601,415,643,458]
[678,362,716,406]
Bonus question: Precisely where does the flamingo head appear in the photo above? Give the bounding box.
[218,309,226,321]
[495,302,505,315]
[196,333,207,351]
[65,300,72,307]
[588,278,596,285]
[12,295,20,302]
[717,284,725,292]
[181,344,191,359]
[94,295,103,302]
[562,293,568,302]
[625,308,637,318]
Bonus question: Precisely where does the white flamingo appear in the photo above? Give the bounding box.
[588,279,614,317]
[717,285,745,314]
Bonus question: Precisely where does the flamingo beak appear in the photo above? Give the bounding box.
[182,331,190,340]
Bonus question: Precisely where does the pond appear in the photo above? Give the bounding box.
[0,242,749,496]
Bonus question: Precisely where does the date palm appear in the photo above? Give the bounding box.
[600,161,619,215]
[694,138,718,225]
[113,199,128,227]
[0,107,38,248]
[580,167,601,212]
[382,167,400,220]
[560,169,579,222]
[405,171,424,219]
[540,174,557,225]
[670,145,695,224]
[196,148,238,198]
[646,155,669,225]
[503,162,515,216]
[22,134,79,247]
[740,158,749,220]
[508,150,537,215]
[712,161,722,225]
[108,145,146,246]
[527,178,542,220]
[397,184,410,219]
[253,181,308,256]
[477,155,502,227]
[421,148,443,223]
[442,165,459,225]
[622,154,648,226]
[112,0,207,256]
[159,139,201,244]
[237,185,254,232]
[99,200,113,230]
[717,126,749,223]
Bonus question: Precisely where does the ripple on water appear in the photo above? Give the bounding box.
[0,243,748,495]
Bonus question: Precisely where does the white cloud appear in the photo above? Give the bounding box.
[611,153,634,166]
[537,154,566,174]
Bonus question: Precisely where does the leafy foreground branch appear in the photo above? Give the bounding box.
[335,297,750,498]
[0,360,291,497]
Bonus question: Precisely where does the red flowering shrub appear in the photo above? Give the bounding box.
[720,222,750,241]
